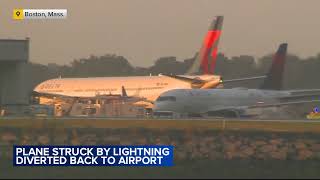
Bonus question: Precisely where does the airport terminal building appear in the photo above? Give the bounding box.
[0,38,29,114]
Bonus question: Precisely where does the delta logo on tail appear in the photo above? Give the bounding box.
[199,16,223,75]
[187,16,224,75]
[165,16,266,89]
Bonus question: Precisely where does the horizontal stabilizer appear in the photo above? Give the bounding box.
[223,76,266,83]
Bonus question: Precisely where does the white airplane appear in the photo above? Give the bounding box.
[33,16,264,104]
[153,43,320,118]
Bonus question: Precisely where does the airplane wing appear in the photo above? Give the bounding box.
[205,93,320,116]
[162,74,266,89]
[287,89,320,96]
[165,39,286,89]
[205,105,245,112]
[32,91,125,100]
[245,89,319,111]
[279,89,320,102]
[162,74,204,84]
[32,89,154,104]
[32,86,133,99]
[203,99,320,118]
[32,91,82,99]
[203,105,249,117]
[247,100,320,109]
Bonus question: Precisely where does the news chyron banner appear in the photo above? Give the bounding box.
[13,9,67,20]
[14,146,174,166]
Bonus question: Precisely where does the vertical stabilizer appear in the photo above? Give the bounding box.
[121,86,128,97]
[260,43,288,90]
[186,16,224,75]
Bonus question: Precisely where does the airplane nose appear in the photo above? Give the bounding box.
[153,102,167,111]
[153,95,179,113]
[153,101,177,112]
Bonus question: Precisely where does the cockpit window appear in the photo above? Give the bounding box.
[156,96,176,102]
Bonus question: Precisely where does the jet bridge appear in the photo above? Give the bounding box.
[0,38,30,115]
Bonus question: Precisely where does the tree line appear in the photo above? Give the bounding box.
[26,52,320,93]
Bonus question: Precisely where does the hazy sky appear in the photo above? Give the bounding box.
[1,0,320,67]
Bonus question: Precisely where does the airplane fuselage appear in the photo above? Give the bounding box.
[34,75,220,102]
[154,88,291,114]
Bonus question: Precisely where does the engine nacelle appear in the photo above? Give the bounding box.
[190,76,223,89]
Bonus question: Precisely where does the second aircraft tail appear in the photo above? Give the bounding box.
[260,43,288,90]
[186,16,224,75]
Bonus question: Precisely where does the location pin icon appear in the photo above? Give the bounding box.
[16,11,20,16]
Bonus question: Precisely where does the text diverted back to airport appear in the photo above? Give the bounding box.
[14,145,174,166]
